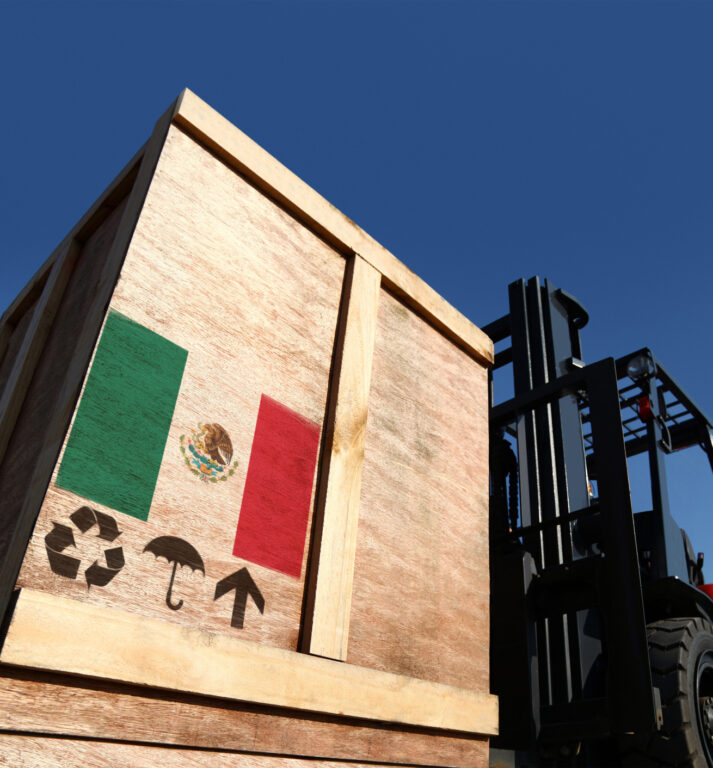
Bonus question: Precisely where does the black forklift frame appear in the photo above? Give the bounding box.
[485,277,713,755]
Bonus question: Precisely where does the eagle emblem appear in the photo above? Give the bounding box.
[180,423,238,483]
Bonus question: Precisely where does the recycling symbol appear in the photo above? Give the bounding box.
[44,506,125,588]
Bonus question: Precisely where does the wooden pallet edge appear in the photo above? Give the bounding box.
[0,589,498,737]
[0,668,488,768]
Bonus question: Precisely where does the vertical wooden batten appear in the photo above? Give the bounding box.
[0,99,179,623]
[0,242,80,467]
[0,325,11,369]
[304,255,381,661]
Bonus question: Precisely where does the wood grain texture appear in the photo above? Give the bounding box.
[306,255,381,660]
[347,288,490,692]
[173,89,493,367]
[0,669,489,767]
[0,101,176,625]
[0,734,489,768]
[0,241,79,467]
[16,123,345,651]
[0,588,499,735]
[0,200,128,585]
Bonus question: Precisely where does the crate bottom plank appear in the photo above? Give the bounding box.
[0,589,497,736]
[0,670,489,768]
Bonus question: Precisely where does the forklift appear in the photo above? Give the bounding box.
[485,277,713,767]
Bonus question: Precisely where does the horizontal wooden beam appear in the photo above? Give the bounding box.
[0,668,488,767]
[1,589,498,736]
[173,89,493,367]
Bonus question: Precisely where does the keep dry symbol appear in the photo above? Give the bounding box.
[143,536,205,611]
[44,506,124,587]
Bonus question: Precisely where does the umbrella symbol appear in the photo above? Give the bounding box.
[143,536,205,611]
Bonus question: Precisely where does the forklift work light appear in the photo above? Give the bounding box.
[626,353,655,380]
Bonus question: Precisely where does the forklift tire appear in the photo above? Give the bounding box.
[622,617,713,767]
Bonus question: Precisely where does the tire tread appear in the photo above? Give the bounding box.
[620,617,712,768]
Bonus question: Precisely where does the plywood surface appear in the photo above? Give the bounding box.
[0,669,489,767]
[348,289,490,691]
[0,589,498,735]
[16,125,345,652]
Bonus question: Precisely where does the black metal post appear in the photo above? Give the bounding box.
[586,358,658,735]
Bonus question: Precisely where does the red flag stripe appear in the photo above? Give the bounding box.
[233,395,321,578]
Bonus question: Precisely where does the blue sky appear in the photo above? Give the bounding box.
[2,0,713,569]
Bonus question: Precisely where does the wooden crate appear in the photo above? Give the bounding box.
[0,90,495,768]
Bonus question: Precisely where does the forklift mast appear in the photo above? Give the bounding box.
[485,277,713,761]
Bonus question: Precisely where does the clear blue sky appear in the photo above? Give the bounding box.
[2,1,713,569]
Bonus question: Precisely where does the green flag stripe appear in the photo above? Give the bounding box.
[56,310,188,521]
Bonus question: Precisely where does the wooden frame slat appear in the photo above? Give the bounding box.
[0,241,80,467]
[0,589,498,736]
[172,89,493,367]
[305,255,381,661]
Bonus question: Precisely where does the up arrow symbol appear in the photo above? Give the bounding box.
[214,567,265,629]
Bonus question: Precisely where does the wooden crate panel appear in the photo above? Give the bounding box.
[17,125,345,651]
[0,200,128,571]
[0,669,489,768]
[1,93,495,764]
[347,288,490,690]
